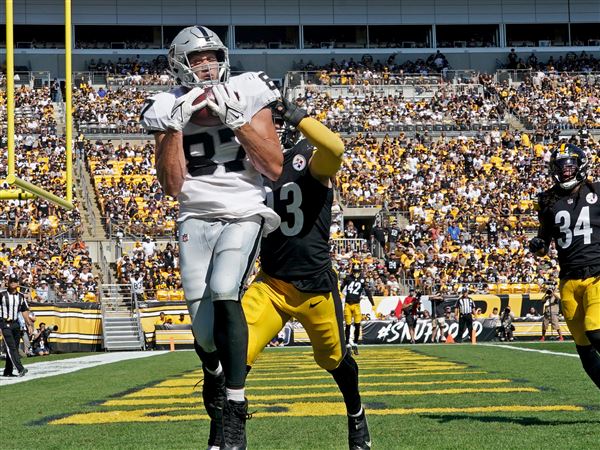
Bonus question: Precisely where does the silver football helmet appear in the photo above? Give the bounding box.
[168,26,230,87]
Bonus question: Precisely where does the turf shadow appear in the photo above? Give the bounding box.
[420,414,600,427]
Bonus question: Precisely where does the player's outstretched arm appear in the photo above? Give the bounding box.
[235,108,283,181]
[273,98,344,185]
[302,118,345,184]
[530,195,551,257]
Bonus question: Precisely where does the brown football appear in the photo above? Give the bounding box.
[190,87,222,127]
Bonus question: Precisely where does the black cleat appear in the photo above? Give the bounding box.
[352,344,359,355]
[202,370,226,449]
[18,368,28,377]
[221,398,250,450]
[348,409,371,450]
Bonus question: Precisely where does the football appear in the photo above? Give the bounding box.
[189,87,222,127]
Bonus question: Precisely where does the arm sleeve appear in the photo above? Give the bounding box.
[299,118,345,179]
[365,287,374,305]
[534,194,552,247]
[19,297,29,312]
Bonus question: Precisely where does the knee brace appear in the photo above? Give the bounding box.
[585,329,600,353]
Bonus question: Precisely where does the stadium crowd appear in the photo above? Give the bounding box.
[1,85,57,135]
[0,238,98,303]
[506,73,600,130]
[298,85,506,133]
[506,49,600,73]
[73,83,149,134]
[85,56,171,85]
[84,139,178,237]
[115,238,182,301]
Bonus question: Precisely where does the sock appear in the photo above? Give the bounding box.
[226,387,246,402]
[213,300,248,389]
[345,325,351,344]
[205,362,223,377]
[353,323,361,345]
[328,352,362,415]
[576,344,600,390]
[194,340,220,373]
[348,407,364,418]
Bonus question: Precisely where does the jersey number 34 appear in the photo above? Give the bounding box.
[555,206,592,248]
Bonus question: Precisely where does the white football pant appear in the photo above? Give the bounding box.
[179,216,262,352]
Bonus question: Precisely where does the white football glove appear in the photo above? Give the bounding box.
[207,84,247,130]
[165,87,206,132]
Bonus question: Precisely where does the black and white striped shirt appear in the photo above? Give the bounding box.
[455,296,475,315]
[0,290,29,321]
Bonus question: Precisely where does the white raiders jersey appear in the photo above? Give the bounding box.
[140,71,281,234]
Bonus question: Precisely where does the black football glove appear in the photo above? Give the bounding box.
[528,237,547,254]
[272,97,307,128]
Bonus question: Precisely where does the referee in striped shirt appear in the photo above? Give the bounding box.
[454,288,475,344]
[1,275,31,377]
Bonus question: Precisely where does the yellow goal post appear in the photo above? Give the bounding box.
[1,0,74,210]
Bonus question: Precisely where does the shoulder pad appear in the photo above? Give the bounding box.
[284,141,313,176]
[229,71,280,118]
[140,88,185,133]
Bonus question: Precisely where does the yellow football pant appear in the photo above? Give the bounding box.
[559,277,600,345]
[243,271,345,371]
[344,302,362,325]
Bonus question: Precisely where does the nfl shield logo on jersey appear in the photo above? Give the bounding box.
[586,193,598,204]
[292,154,306,171]
[182,233,189,242]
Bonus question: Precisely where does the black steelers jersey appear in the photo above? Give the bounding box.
[340,276,372,304]
[260,139,334,291]
[537,181,600,279]
[386,259,400,275]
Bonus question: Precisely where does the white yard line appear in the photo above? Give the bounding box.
[0,351,169,386]
[479,343,579,358]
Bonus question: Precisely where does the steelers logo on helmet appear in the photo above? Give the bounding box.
[549,143,589,190]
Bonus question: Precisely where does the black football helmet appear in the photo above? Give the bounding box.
[549,143,589,190]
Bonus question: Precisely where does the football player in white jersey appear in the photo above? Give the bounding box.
[141,26,282,450]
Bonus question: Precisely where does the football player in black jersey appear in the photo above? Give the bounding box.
[340,264,375,355]
[530,143,600,390]
[242,99,371,449]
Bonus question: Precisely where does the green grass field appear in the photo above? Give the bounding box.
[1,343,599,449]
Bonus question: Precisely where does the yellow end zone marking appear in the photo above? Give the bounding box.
[120,386,537,401]
[248,371,489,382]
[156,378,511,389]
[215,366,468,377]
[177,366,478,383]
[250,361,463,370]
[52,403,583,425]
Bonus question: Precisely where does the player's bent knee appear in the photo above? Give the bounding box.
[195,330,216,353]
[585,329,600,352]
[314,350,343,371]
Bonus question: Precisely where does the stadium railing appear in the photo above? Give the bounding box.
[0,71,51,88]
[332,238,367,254]
[403,280,544,296]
